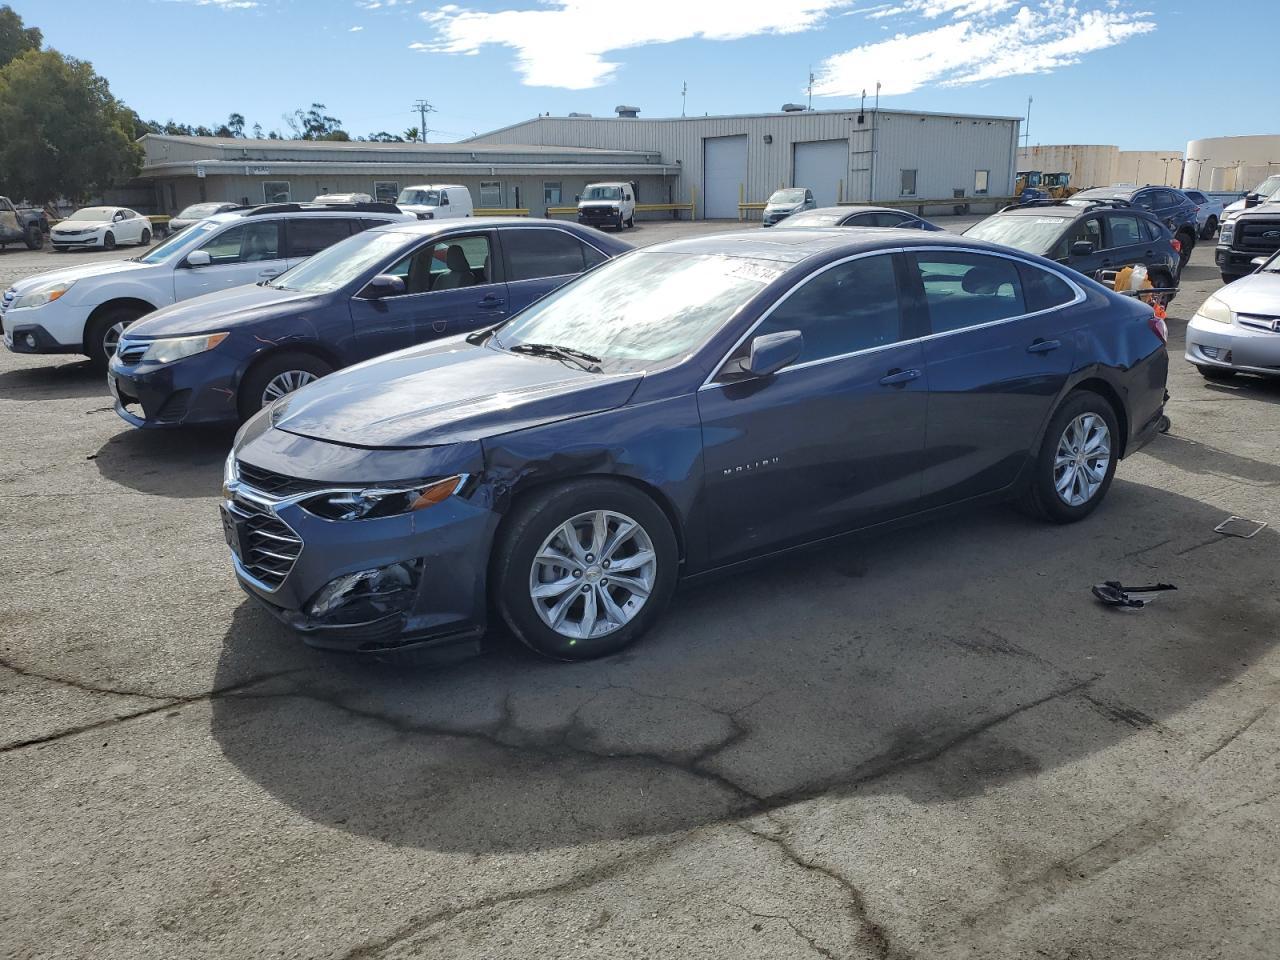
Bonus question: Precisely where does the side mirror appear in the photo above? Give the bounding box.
[1070,240,1097,257]
[574,195,581,202]
[360,274,406,299]
[185,250,212,267]
[739,330,803,378]
[1245,193,1260,208]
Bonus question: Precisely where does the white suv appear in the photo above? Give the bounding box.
[1,203,412,368]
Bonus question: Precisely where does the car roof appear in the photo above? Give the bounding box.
[795,205,917,217]
[205,206,407,224]
[641,228,1010,264]
[375,217,606,236]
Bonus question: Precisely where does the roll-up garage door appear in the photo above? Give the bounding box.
[793,139,849,207]
[703,135,748,219]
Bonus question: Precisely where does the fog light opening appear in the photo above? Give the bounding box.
[307,559,423,623]
[24,333,36,349]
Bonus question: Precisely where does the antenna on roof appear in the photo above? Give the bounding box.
[807,65,815,110]
[681,80,687,118]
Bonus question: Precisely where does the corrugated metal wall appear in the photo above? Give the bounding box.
[469,110,1020,215]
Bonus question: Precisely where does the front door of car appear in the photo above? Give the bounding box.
[172,220,286,300]
[498,226,607,311]
[697,252,929,566]
[348,231,507,361]
[907,250,1079,508]
[1055,215,1106,277]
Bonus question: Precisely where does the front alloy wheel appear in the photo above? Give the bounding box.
[261,369,318,407]
[529,510,657,642]
[1054,413,1111,507]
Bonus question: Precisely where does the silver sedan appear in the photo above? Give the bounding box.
[1185,250,1280,380]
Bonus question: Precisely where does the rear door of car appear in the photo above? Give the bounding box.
[1101,211,1152,272]
[907,249,1080,508]
[283,217,356,269]
[171,219,287,300]
[347,229,506,361]
[497,226,609,311]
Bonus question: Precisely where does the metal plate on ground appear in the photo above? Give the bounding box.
[1215,516,1268,539]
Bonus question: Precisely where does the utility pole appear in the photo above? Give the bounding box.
[1022,95,1032,151]
[411,99,434,143]
[807,66,814,110]
[681,81,687,117]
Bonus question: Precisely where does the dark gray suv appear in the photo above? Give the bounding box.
[1069,186,1199,271]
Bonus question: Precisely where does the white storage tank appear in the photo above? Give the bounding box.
[1183,135,1280,193]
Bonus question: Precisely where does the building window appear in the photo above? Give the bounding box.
[479,180,503,208]
[263,181,291,204]
[544,181,562,206]
[373,181,399,204]
[974,170,990,195]
[900,170,917,197]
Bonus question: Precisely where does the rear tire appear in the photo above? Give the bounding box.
[85,306,145,370]
[493,479,678,661]
[140,229,151,246]
[103,231,116,251]
[1019,390,1119,524]
[626,214,635,228]
[237,351,333,421]
[1200,217,1217,240]
[1175,230,1194,271]
[1197,365,1237,382]
[24,226,42,250]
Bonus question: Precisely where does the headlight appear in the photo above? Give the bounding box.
[12,280,75,310]
[301,474,466,521]
[1219,223,1234,243]
[138,332,228,364]
[1198,295,1233,324]
[222,451,238,499]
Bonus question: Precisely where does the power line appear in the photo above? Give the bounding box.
[411,99,435,143]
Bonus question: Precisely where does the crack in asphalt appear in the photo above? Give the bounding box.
[0,669,308,753]
[0,655,176,702]
[1199,704,1272,762]
[336,839,686,960]
[726,898,839,960]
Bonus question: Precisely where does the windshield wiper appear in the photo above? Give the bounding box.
[507,342,602,372]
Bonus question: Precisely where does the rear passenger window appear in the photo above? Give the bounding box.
[286,218,353,258]
[913,252,1026,334]
[503,228,586,281]
[1107,215,1143,247]
[1017,263,1076,313]
[581,242,607,269]
[753,254,902,364]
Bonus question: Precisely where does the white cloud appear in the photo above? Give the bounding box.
[416,0,851,89]
[816,2,1154,96]
[349,24,364,31]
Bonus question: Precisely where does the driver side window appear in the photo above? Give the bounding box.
[383,234,493,296]
[199,221,281,265]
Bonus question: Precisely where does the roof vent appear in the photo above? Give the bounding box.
[567,112,593,118]
[781,103,807,113]
[614,105,640,118]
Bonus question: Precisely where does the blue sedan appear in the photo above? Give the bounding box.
[108,218,630,427]
[222,229,1169,660]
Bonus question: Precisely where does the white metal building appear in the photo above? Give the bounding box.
[468,107,1022,218]
[132,135,679,217]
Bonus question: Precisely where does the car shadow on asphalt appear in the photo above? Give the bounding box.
[1177,264,1221,285]
[1137,432,1280,485]
[93,425,234,498]
[1197,375,1280,407]
[0,358,108,401]
[208,479,1278,853]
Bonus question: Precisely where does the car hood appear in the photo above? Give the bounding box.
[1218,271,1280,314]
[125,283,319,337]
[8,257,154,294]
[765,203,801,213]
[399,204,440,216]
[270,338,643,449]
[51,220,110,232]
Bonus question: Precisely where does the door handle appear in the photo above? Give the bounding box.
[1027,339,1061,354]
[477,295,505,308]
[879,368,921,386]
[258,269,281,278]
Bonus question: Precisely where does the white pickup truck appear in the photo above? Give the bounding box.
[576,182,635,230]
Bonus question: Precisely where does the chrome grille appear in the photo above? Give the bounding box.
[236,461,331,498]
[1236,219,1280,255]
[115,339,148,365]
[228,494,302,590]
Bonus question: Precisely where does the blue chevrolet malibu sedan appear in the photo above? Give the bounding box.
[221,230,1169,660]
[108,218,630,426]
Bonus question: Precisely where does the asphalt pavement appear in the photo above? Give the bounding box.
[1,218,1276,960]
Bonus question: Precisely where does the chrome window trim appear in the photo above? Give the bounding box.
[699,245,1086,390]
[350,229,497,303]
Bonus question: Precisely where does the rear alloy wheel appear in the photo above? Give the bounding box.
[140,229,151,246]
[237,351,333,421]
[103,231,117,251]
[1021,391,1119,524]
[495,479,678,660]
[1197,365,1237,382]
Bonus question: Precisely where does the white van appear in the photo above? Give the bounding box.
[395,184,474,220]
[577,182,636,230]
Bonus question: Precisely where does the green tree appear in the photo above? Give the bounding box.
[0,4,40,69]
[227,112,245,137]
[0,49,141,202]
[284,102,346,140]
[403,126,419,143]
[366,131,404,142]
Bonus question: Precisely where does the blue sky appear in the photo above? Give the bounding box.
[13,0,1274,150]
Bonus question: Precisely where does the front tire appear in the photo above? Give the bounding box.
[1020,391,1119,524]
[494,479,678,660]
[103,231,117,251]
[237,351,333,421]
[24,226,42,250]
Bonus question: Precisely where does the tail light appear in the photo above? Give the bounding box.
[1149,311,1168,344]
[1171,238,1182,254]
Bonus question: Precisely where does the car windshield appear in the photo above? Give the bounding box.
[1260,251,1280,273]
[132,220,221,264]
[1067,189,1125,204]
[176,203,224,220]
[67,207,115,221]
[494,252,785,371]
[1253,175,1280,196]
[769,189,807,205]
[963,215,1069,254]
[776,212,843,228]
[584,185,622,201]
[397,189,440,206]
[271,229,408,294]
